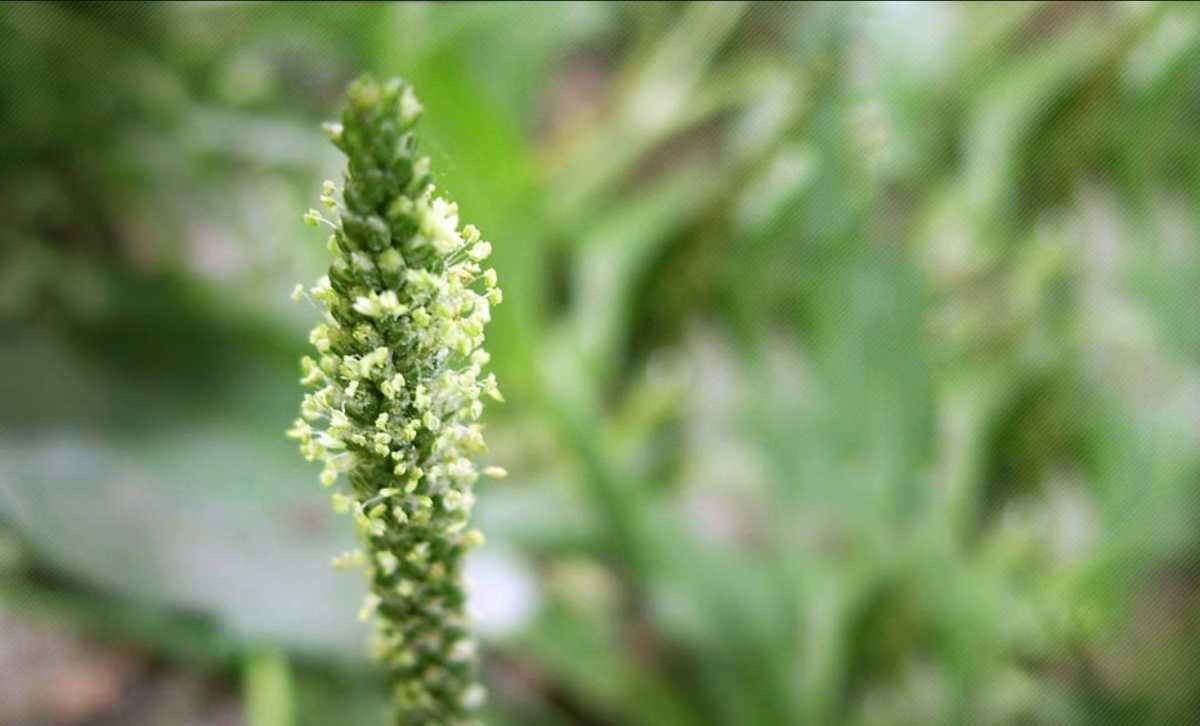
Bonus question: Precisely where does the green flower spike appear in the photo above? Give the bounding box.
[289,75,502,725]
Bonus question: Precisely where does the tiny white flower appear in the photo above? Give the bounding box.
[357,593,381,621]
[353,294,382,318]
[400,85,423,124]
[467,240,492,262]
[320,467,338,487]
[377,551,399,576]
[378,248,404,273]
[331,493,353,513]
[421,197,462,255]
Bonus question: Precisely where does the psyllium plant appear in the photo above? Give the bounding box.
[288,75,504,725]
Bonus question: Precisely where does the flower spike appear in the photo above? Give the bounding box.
[291,74,502,725]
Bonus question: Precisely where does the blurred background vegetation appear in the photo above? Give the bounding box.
[3,1,1200,724]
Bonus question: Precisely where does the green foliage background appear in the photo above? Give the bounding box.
[3,2,1200,724]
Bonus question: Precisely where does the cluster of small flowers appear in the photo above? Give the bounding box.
[288,75,503,725]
